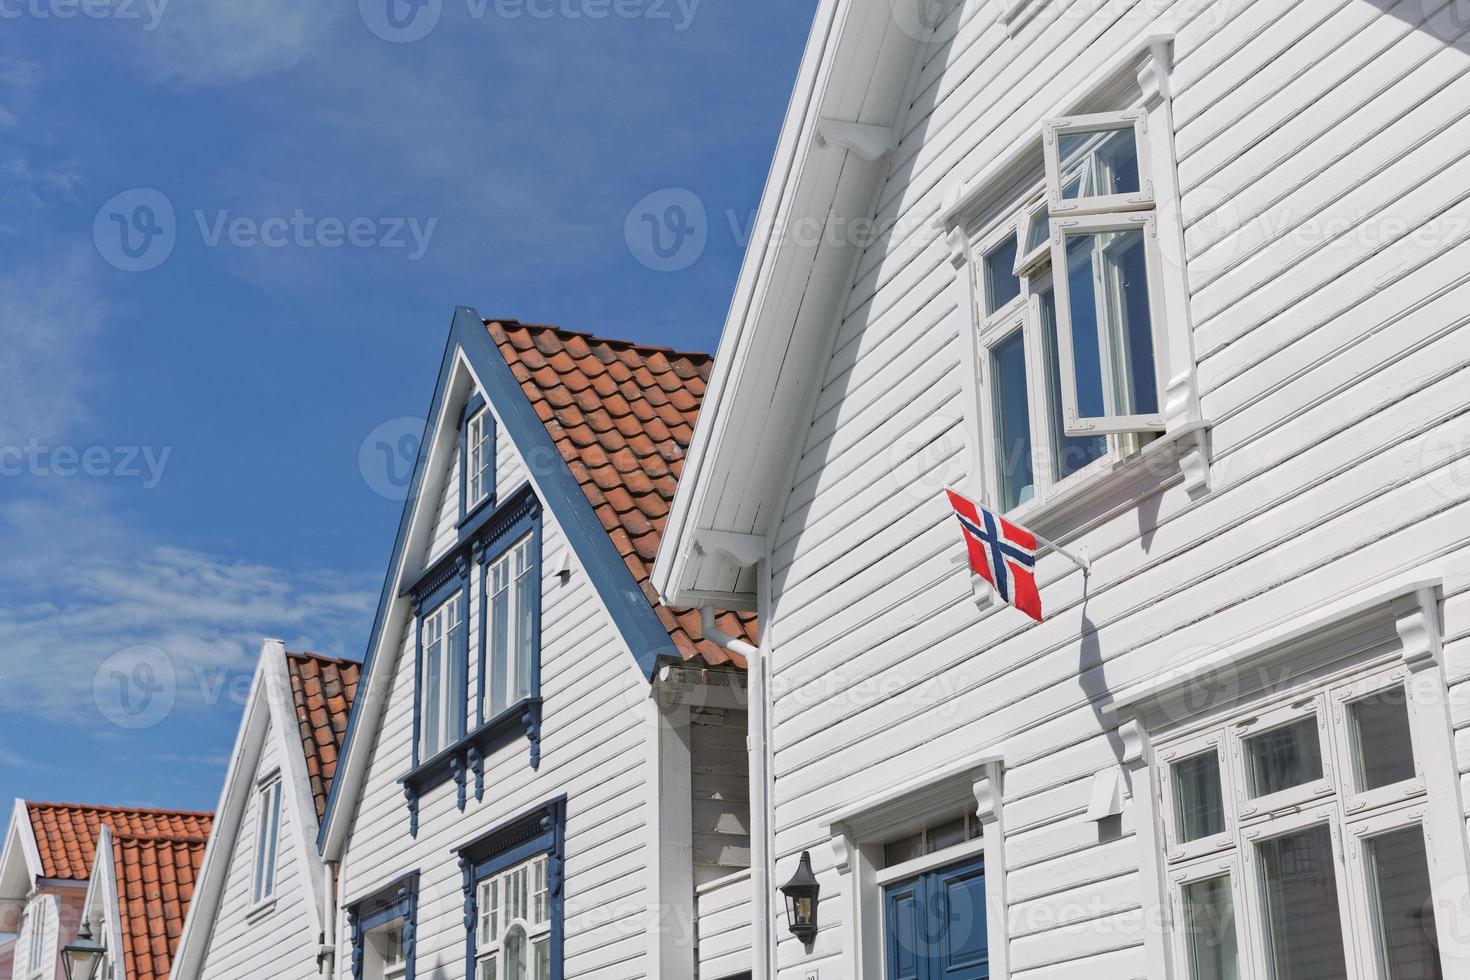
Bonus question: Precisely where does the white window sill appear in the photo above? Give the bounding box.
[967,420,1210,608]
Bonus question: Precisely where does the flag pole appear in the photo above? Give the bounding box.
[1030,530,1090,574]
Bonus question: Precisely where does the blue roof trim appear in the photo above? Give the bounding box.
[461,309,673,677]
[318,306,672,852]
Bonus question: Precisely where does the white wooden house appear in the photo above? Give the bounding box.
[0,803,213,980]
[315,314,754,980]
[654,1,1470,979]
[167,643,361,980]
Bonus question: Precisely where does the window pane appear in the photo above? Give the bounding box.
[1365,826,1439,980]
[1172,751,1226,844]
[423,623,443,756]
[1258,825,1350,980]
[505,926,528,980]
[490,565,510,717]
[984,238,1021,314]
[1245,718,1323,799]
[1059,126,1140,199]
[926,817,968,854]
[884,832,924,868]
[533,938,550,980]
[479,953,498,980]
[514,548,534,702]
[990,329,1034,511]
[1181,875,1238,980]
[1063,229,1159,421]
[1350,690,1416,792]
[1040,289,1106,478]
[1024,205,1049,254]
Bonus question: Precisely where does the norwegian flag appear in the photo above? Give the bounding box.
[945,488,1043,622]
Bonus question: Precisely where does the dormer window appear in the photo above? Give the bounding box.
[467,409,492,510]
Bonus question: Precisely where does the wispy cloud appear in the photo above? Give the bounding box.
[133,0,342,85]
[0,247,108,447]
[0,489,375,729]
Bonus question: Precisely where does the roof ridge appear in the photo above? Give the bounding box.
[285,650,361,668]
[484,318,714,363]
[27,801,215,818]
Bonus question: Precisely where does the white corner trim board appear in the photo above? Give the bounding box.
[820,744,1010,980]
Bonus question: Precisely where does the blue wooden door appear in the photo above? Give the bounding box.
[884,854,988,980]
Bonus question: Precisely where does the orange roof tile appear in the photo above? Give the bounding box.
[24,803,213,881]
[110,829,209,980]
[285,651,362,821]
[487,320,755,668]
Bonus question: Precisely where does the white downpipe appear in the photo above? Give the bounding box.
[700,606,771,980]
[319,861,337,976]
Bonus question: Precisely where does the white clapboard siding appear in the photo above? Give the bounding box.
[334,393,656,980]
[757,1,1470,977]
[695,870,753,980]
[198,723,320,980]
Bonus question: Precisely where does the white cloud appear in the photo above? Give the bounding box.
[0,490,375,728]
[136,0,341,85]
[0,247,108,447]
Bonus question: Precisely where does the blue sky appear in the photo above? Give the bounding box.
[0,0,813,812]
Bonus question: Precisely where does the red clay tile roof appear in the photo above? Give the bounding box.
[487,320,755,669]
[285,651,361,822]
[23,803,213,881]
[110,829,209,980]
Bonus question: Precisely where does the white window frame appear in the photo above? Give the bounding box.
[1227,692,1336,821]
[26,898,46,978]
[1047,210,1169,435]
[1042,109,1155,217]
[475,855,551,980]
[1157,728,1237,864]
[1116,580,1470,980]
[369,920,407,980]
[252,775,283,906]
[1166,853,1250,980]
[485,534,534,719]
[467,409,492,510]
[940,40,1210,529]
[821,746,1010,980]
[420,592,464,758]
[972,211,1119,525]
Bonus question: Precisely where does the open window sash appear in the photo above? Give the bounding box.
[1043,109,1155,217]
[1049,211,1168,436]
[1012,198,1051,276]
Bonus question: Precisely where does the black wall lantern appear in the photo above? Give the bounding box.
[780,850,820,944]
[61,917,105,980]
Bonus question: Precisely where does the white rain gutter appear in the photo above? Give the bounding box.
[700,606,771,980]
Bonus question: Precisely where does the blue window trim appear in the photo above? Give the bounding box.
[400,482,544,834]
[319,307,674,853]
[458,797,567,980]
[348,872,419,980]
[459,393,495,528]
